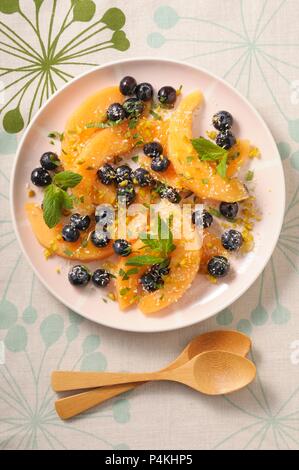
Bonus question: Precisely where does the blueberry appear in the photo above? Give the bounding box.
[92,269,111,287]
[95,204,115,226]
[107,103,126,122]
[123,98,144,118]
[135,82,153,101]
[207,256,230,278]
[160,186,181,204]
[115,165,132,184]
[62,224,80,242]
[117,183,136,205]
[97,164,116,185]
[69,213,90,231]
[219,202,239,219]
[143,141,163,159]
[40,152,60,171]
[119,76,137,96]
[150,259,170,277]
[90,229,110,248]
[31,167,52,187]
[151,156,170,172]
[158,86,177,106]
[68,265,91,286]
[216,130,236,150]
[221,229,243,251]
[212,111,233,131]
[133,168,152,187]
[113,239,132,257]
[140,272,163,292]
[192,209,213,228]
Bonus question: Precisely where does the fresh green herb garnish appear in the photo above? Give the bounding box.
[132,155,139,163]
[128,118,138,129]
[119,267,139,279]
[176,85,183,95]
[63,249,73,257]
[201,178,209,185]
[81,238,88,248]
[120,287,131,296]
[186,156,194,164]
[149,109,162,120]
[42,171,82,228]
[86,119,123,129]
[191,137,229,178]
[208,207,222,218]
[48,131,64,141]
[245,170,254,181]
[125,255,165,267]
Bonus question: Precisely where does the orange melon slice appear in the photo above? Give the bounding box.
[61,86,124,164]
[139,154,184,190]
[200,231,226,272]
[25,203,113,261]
[138,238,201,315]
[168,91,248,202]
[227,140,250,177]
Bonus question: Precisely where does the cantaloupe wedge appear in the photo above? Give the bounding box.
[25,203,113,261]
[168,91,248,202]
[139,154,184,190]
[61,86,124,163]
[200,231,226,272]
[138,238,201,315]
[227,140,250,177]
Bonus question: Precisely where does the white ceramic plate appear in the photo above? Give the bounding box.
[11,58,285,333]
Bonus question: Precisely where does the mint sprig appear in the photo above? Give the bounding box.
[42,171,82,228]
[125,255,165,267]
[191,137,228,178]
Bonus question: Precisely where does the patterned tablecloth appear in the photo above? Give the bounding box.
[0,0,299,450]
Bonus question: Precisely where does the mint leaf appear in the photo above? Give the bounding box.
[43,185,64,228]
[53,171,82,190]
[125,255,165,266]
[191,137,228,177]
[62,192,74,210]
[216,154,228,178]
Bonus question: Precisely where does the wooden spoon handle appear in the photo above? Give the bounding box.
[51,370,164,392]
[55,382,143,420]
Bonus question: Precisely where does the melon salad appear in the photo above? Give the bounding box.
[26,75,260,315]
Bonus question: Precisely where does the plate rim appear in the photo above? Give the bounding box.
[10,56,286,333]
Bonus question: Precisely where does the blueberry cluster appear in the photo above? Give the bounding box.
[143,141,170,173]
[68,265,111,288]
[212,111,236,150]
[191,203,243,278]
[62,213,91,242]
[31,152,60,187]
[140,260,171,292]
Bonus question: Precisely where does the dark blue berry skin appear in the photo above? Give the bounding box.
[92,269,111,287]
[107,103,126,121]
[113,239,132,256]
[68,265,91,286]
[212,111,233,131]
[117,183,136,205]
[160,186,181,204]
[219,202,239,219]
[70,213,91,231]
[143,141,163,158]
[97,164,116,185]
[90,230,110,248]
[31,167,52,187]
[151,156,170,172]
[119,76,137,96]
[192,209,213,228]
[115,165,132,184]
[40,152,60,171]
[207,256,230,278]
[62,224,80,242]
[150,260,170,277]
[123,98,144,118]
[221,229,243,251]
[140,272,164,292]
[135,82,153,101]
[216,130,236,150]
[133,168,152,187]
[95,204,115,226]
[158,86,177,106]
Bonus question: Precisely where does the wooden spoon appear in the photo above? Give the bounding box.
[54,330,251,419]
[52,350,256,395]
